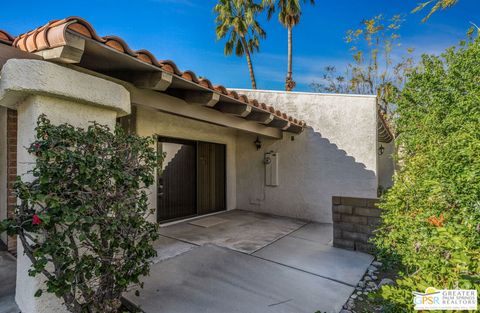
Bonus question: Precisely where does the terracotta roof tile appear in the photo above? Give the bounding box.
[181,70,200,83]
[378,110,394,142]
[9,16,306,129]
[198,78,214,89]
[227,90,239,99]
[0,30,14,45]
[214,85,228,95]
[238,94,249,103]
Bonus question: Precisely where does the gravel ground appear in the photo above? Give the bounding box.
[340,260,398,313]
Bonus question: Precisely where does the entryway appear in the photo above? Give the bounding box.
[157,137,226,222]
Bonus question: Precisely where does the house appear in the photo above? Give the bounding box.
[0,17,394,313]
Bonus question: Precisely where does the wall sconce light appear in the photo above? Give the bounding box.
[254,136,262,150]
[378,144,385,156]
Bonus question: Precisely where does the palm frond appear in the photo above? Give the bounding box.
[213,0,267,57]
[412,0,459,22]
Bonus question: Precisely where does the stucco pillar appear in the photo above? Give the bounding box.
[0,59,130,313]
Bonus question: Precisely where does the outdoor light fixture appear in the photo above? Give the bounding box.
[254,136,262,150]
[378,144,385,156]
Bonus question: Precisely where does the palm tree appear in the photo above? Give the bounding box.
[214,0,266,89]
[264,0,315,91]
[412,0,459,22]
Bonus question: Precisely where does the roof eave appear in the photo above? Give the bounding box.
[71,32,304,134]
[6,16,304,135]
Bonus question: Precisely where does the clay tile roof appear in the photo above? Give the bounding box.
[214,85,228,95]
[238,94,249,103]
[378,110,394,142]
[9,16,305,130]
[181,70,200,83]
[197,77,213,89]
[0,30,14,45]
[227,90,239,99]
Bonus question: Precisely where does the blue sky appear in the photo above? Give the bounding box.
[1,0,478,91]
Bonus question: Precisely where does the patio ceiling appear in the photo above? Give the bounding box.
[1,17,305,136]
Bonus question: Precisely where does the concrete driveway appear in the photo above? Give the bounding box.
[124,210,373,313]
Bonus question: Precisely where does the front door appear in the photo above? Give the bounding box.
[157,137,226,222]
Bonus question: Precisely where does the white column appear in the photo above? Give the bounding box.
[0,59,130,313]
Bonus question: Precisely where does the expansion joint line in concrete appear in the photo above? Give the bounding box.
[249,222,312,255]
[251,254,356,288]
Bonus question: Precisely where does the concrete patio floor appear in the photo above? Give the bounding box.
[124,210,373,313]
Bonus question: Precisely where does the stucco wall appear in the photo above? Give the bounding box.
[234,90,379,223]
[15,95,119,313]
[378,141,395,190]
[0,59,130,313]
[135,102,238,223]
[0,107,6,245]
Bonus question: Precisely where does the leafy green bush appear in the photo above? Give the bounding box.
[373,34,480,311]
[0,115,160,313]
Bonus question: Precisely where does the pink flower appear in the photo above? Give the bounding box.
[32,214,42,225]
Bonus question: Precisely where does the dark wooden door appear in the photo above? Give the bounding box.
[157,138,226,222]
[197,142,226,215]
[157,138,197,222]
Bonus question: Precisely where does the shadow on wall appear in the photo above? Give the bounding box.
[236,127,377,223]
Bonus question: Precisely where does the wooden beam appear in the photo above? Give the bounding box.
[129,86,282,139]
[286,124,303,134]
[181,90,220,107]
[215,102,252,117]
[245,111,274,124]
[131,71,173,91]
[34,32,85,64]
[268,118,290,130]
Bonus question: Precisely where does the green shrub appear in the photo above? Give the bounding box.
[373,34,480,311]
[0,115,160,313]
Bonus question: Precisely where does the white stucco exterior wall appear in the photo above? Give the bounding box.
[15,95,119,313]
[135,104,238,223]
[378,141,395,190]
[0,59,129,313]
[234,90,379,223]
[0,107,7,245]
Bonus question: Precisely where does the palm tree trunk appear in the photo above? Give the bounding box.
[241,37,257,89]
[285,25,295,91]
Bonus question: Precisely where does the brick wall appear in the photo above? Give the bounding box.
[6,109,17,255]
[332,196,381,253]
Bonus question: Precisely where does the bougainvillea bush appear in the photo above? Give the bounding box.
[0,115,160,313]
[373,34,480,311]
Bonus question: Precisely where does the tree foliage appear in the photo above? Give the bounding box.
[263,0,315,91]
[373,34,480,311]
[263,0,315,28]
[311,15,415,121]
[0,116,160,313]
[214,0,266,89]
[412,0,460,22]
